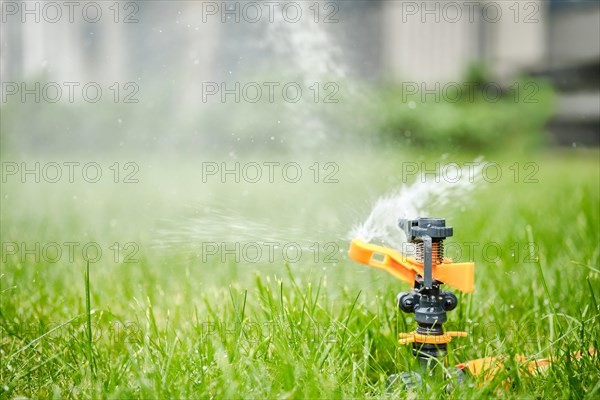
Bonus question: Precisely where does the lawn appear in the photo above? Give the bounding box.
[1,148,599,398]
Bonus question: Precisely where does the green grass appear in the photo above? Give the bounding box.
[1,148,599,398]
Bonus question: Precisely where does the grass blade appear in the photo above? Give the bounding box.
[85,261,96,379]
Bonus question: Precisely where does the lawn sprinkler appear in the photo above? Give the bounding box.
[349,217,474,389]
[349,217,595,391]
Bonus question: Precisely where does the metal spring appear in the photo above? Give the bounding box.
[415,241,444,265]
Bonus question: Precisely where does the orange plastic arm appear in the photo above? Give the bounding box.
[456,349,595,382]
[348,239,474,293]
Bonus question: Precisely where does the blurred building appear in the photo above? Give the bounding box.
[543,0,600,146]
[1,0,599,145]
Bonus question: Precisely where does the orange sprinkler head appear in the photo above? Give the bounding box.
[348,239,474,293]
[349,218,474,372]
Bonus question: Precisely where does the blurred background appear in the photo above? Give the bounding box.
[2,0,599,156]
[1,0,599,268]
